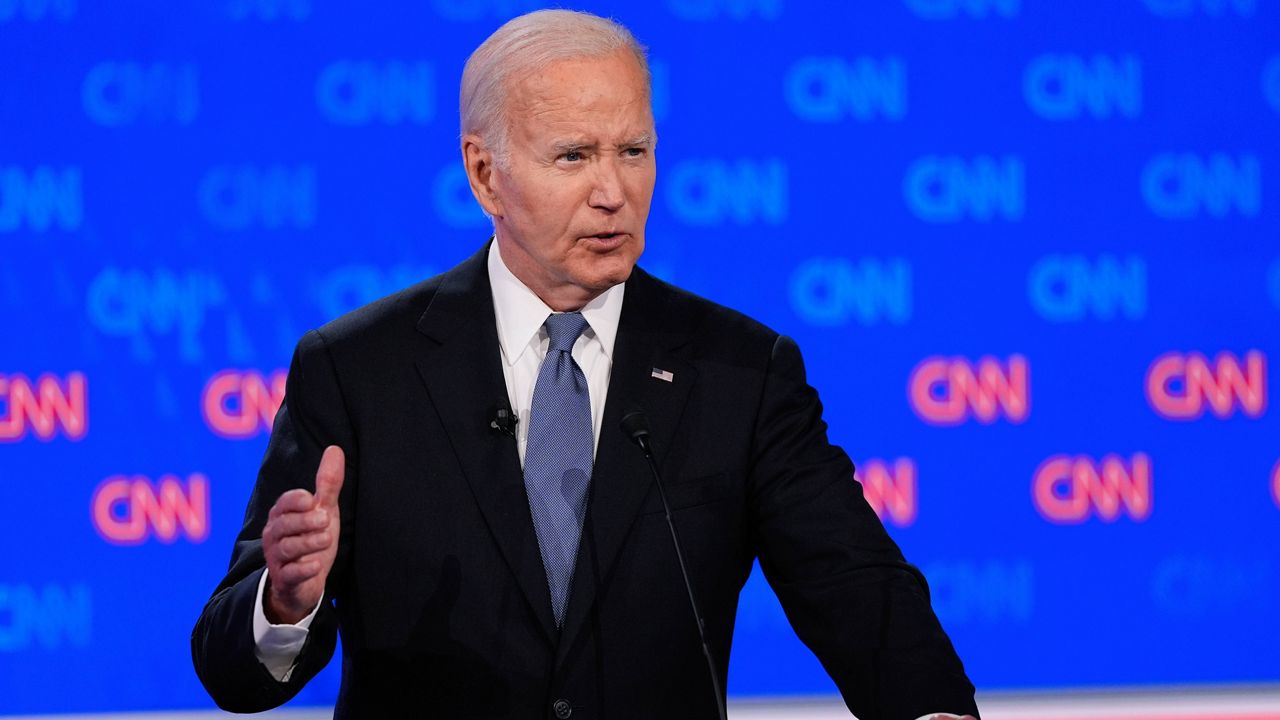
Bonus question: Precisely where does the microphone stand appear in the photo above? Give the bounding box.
[622,412,728,720]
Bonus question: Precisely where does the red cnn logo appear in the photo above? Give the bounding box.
[909,355,1030,425]
[856,458,917,528]
[1033,453,1152,524]
[202,369,286,438]
[91,474,210,545]
[1272,460,1280,510]
[0,372,87,441]
[1145,350,1266,420]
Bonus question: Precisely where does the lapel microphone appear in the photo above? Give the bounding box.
[490,404,519,439]
[619,411,728,720]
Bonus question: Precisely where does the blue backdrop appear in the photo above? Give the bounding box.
[2,0,1278,714]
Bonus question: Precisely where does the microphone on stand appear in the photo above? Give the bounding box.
[619,410,728,720]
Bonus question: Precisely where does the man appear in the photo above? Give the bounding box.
[192,10,979,719]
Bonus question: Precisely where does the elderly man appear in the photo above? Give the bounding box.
[192,9,978,719]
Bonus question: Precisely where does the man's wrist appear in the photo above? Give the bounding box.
[263,575,314,626]
[253,569,317,683]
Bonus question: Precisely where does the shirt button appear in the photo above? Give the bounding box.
[552,698,573,719]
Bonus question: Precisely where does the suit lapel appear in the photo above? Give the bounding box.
[413,254,698,654]
[556,268,698,664]
[413,246,559,643]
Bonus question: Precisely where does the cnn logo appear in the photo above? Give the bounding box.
[1146,350,1266,420]
[0,372,87,441]
[909,355,1030,425]
[1272,460,1280,510]
[91,474,209,545]
[1033,453,1152,524]
[856,458,917,528]
[202,369,285,438]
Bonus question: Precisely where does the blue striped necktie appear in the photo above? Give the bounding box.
[523,311,593,627]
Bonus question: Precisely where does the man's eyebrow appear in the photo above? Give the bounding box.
[551,140,594,152]
[548,136,653,153]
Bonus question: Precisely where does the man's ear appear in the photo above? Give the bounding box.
[462,134,502,217]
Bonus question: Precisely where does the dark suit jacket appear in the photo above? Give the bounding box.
[192,245,978,719]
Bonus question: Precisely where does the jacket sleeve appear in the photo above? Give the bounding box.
[748,335,979,720]
[191,329,357,712]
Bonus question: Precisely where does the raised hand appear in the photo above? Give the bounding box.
[262,445,345,625]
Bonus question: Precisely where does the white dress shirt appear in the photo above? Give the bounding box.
[252,241,624,682]
[486,239,624,464]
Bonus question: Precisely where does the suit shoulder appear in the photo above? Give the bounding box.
[294,273,445,362]
[635,269,782,361]
[296,245,491,366]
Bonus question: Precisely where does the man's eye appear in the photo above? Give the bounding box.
[563,151,582,162]
[624,147,645,157]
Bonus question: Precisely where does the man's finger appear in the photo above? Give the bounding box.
[268,509,328,539]
[270,489,317,518]
[273,559,322,587]
[315,445,345,510]
[271,531,332,564]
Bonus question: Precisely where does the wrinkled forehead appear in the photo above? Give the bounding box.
[504,50,653,120]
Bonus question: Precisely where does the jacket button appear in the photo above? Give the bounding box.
[552,699,572,719]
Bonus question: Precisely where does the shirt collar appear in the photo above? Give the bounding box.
[487,240,625,366]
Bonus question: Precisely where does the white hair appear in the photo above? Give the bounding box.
[460,9,652,166]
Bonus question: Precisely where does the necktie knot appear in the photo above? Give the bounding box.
[545,312,589,353]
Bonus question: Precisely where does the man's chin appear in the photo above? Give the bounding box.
[583,256,637,286]
[576,251,640,288]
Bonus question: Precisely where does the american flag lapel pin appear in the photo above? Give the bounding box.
[650,367,674,383]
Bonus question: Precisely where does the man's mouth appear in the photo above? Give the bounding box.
[581,231,629,248]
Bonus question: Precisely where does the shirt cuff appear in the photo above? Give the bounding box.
[252,567,322,682]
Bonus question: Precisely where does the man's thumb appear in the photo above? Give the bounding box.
[315,445,345,509]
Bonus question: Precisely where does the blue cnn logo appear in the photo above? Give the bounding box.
[316,62,434,125]
[1264,56,1280,114]
[1024,54,1141,120]
[0,0,74,21]
[315,264,435,319]
[666,159,788,226]
[86,267,227,362]
[904,155,1024,222]
[0,584,91,652]
[650,59,671,123]
[227,0,309,20]
[432,164,488,229]
[199,165,316,230]
[1029,254,1146,322]
[790,257,912,326]
[785,57,906,122]
[904,0,1019,19]
[666,0,783,21]
[1142,153,1260,219]
[432,0,543,21]
[922,560,1033,625]
[82,62,198,127]
[1152,555,1269,618]
[0,166,82,233]
[1143,0,1255,17]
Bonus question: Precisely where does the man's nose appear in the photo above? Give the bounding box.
[588,159,625,211]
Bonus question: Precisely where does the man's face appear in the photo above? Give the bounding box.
[473,49,656,310]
